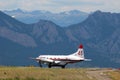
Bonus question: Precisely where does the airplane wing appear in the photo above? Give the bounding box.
[30,57,54,62]
[30,57,39,60]
[40,58,66,65]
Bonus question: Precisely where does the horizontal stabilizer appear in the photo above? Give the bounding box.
[84,59,91,61]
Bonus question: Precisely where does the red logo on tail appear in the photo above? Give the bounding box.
[79,44,83,49]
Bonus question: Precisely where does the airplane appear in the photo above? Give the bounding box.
[31,44,91,68]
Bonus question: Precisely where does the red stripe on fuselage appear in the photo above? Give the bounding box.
[50,58,84,63]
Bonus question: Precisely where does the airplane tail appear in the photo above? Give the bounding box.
[71,44,85,59]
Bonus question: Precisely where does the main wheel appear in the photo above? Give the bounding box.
[61,65,65,69]
[48,63,52,68]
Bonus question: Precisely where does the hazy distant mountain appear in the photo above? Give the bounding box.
[0,10,120,68]
[4,9,88,27]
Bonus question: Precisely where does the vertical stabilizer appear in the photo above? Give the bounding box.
[71,44,85,58]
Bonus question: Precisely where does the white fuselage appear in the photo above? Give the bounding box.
[36,54,84,65]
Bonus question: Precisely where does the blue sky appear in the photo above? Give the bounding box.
[0,0,120,13]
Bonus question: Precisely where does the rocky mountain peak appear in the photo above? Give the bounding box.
[0,10,120,67]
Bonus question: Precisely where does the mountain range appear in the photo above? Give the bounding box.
[3,9,88,27]
[0,10,120,68]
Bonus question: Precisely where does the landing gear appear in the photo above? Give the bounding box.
[61,63,67,69]
[61,65,65,69]
[38,61,42,67]
[48,63,52,68]
[48,63,66,69]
